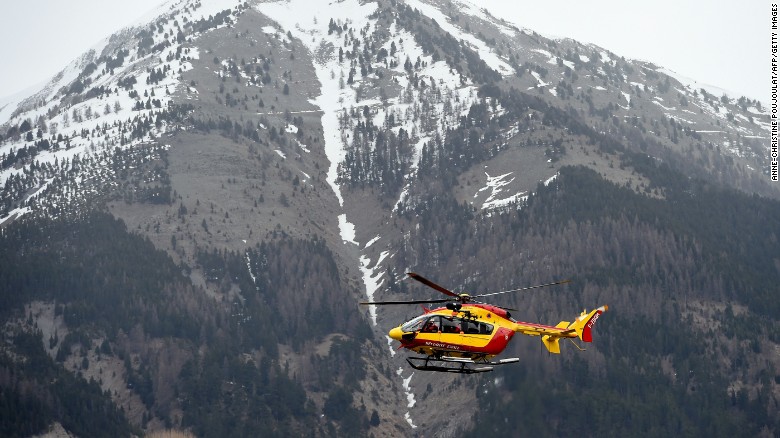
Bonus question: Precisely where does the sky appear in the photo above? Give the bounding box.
[0,0,768,103]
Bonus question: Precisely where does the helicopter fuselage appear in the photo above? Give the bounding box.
[388,303,518,360]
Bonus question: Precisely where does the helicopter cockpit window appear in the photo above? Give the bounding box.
[401,315,428,332]
[421,316,441,333]
[479,322,494,334]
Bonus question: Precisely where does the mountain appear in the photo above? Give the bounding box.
[0,0,777,436]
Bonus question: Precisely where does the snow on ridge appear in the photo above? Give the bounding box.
[0,49,96,127]
[656,66,764,109]
[0,0,210,219]
[1,31,196,168]
[2,0,216,135]
[2,0,238,128]
[656,67,728,100]
[404,0,513,76]
[0,91,35,127]
[133,0,239,29]
[450,0,518,37]
[189,0,243,21]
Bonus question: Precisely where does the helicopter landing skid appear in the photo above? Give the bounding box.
[406,356,520,374]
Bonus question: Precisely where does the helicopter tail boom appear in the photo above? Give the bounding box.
[514,305,608,353]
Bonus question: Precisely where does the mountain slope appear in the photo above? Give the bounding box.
[0,0,777,436]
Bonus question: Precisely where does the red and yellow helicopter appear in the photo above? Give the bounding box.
[361,273,607,374]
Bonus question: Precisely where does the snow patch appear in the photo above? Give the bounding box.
[530,71,549,88]
[395,367,417,428]
[385,335,397,357]
[401,371,416,408]
[621,91,631,107]
[475,171,530,210]
[359,251,388,326]
[245,253,258,288]
[404,412,417,429]
[0,206,32,226]
[365,235,381,249]
[338,213,358,245]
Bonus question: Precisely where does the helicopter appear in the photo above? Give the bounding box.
[360,273,608,374]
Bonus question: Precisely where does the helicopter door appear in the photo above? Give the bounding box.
[438,316,463,345]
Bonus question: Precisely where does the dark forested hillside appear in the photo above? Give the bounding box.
[0,330,136,438]
[0,213,375,436]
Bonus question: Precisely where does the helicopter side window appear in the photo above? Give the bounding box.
[462,320,480,334]
[460,320,492,335]
[441,317,462,334]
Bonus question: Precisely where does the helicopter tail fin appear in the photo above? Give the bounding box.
[567,305,608,342]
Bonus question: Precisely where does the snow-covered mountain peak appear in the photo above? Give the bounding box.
[0,0,249,224]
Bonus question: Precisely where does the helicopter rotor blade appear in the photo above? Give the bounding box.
[407,272,460,298]
[473,279,572,299]
[471,300,519,312]
[359,298,454,306]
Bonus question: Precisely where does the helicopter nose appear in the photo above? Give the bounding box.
[388,326,403,341]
